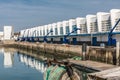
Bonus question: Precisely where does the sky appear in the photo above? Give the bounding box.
[0,0,120,32]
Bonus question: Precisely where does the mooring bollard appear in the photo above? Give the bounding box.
[82,43,87,60]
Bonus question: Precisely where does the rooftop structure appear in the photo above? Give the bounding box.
[97,12,111,32]
[76,17,87,34]
[86,15,98,33]
[110,9,120,32]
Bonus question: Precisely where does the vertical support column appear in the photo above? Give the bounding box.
[91,33,93,46]
[116,41,119,65]
[82,43,87,60]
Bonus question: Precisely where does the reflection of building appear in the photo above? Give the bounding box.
[19,54,47,73]
[4,52,14,68]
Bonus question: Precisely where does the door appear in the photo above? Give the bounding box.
[92,37,97,46]
[73,38,77,45]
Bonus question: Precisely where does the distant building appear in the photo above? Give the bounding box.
[4,26,14,40]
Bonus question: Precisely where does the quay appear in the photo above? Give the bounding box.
[69,60,117,72]
[88,67,120,80]
[3,41,119,65]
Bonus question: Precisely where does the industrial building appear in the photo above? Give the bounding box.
[19,9,120,46]
[4,26,14,40]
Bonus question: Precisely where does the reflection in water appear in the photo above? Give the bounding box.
[18,53,47,73]
[4,52,14,68]
[0,47,45,80]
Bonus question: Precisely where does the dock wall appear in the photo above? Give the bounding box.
[2,41,120,65]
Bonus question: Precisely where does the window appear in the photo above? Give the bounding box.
[36,31,39,36]
[60,27,63,35]
[51,28,53,35]
[55,28,58,35]
[40,30,42,36]
[90,22,98,33]
[43,30,45,36]
[66,26,69,34]
[80,24,87,33]
[101,20,111,31]
[47,29,49,33]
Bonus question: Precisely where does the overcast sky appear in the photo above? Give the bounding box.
[0,0,120,32]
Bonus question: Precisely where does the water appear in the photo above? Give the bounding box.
[0,48,46,80]
[0,47,90,80]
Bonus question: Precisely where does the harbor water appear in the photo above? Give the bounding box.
[0,47,88,80]
[0,47,45,80]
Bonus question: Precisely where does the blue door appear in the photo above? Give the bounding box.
[73,38,77,45]
[60,38,63,44]
[92,37,97,46]
[51,38,53,43]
